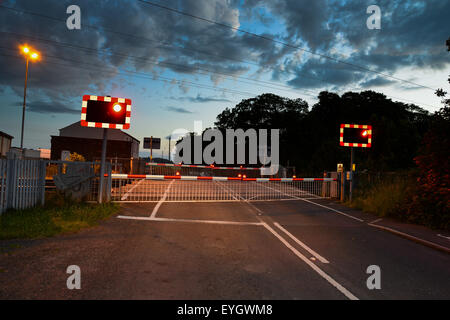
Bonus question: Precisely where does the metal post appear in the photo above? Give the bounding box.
[150,136,153,162]
[168,136,171,162]
[20,58,29,149]
[349,147,354,202]
[98,128,108,203]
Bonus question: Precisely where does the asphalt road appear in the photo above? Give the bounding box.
[0,189,449,299]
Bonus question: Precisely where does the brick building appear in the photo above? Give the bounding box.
[51,122,140,172]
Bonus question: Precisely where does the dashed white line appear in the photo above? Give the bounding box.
[274,222,330,264]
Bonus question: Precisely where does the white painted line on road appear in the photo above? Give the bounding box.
[369,218,383,224]
[437,234,450,241]
[261,222,358,300]
[150,180,175,218]
[255,182,364,222]
[152,217,262,226]
[299,198,364,223]
[117,215,262,226]
[214,180,242,201]
[120,179,145,200]
[113,200,240,203]
[274,222,329,264]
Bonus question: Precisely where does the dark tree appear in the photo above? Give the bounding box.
[405,38,450,229]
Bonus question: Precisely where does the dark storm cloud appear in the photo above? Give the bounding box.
[172,94,231,103]
[360,77,396,88]
[13,100,79,114]
[0,0,448,104]
[165,106,194,114]
[241,0,450,90]
[0,0,273,111]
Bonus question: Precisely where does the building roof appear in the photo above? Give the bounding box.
[0,131,13,140]
[58,121,140,143]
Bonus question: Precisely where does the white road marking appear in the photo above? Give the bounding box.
[261,222,358,300]
[114,200,240,203]
[120,179,145,200]
[150,180,175,218]
[298,198,364,222]
[117,215,262,226]
[437,234,450,241]
[214,180,242,201]
[274,222,330,264]
[256,183,364,222]
[369,218,383,224]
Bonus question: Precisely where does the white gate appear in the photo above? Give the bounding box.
[0,159,46,213]
[108,174,337,202]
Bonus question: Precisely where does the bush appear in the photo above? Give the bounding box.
[404,112,450,230]
[351,169,449,230]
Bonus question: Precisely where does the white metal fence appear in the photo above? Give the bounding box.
[145,163,295,178]
[108,175,337,202]
[0,159,46,214]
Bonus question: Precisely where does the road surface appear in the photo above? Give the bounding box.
[0,192,449,299]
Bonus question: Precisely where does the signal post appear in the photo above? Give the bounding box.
[339,124,372,202]
[80,95,132,203]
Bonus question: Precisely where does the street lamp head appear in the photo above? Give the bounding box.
[20,45,40,61]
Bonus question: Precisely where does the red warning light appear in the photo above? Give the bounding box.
[176,171,180,176]
[113,103,122,113]
[339,124,372,148]
[81,95,131,129]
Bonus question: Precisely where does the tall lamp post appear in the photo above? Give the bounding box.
[20,45,40,149]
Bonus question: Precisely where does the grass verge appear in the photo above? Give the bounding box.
[0,194,120,240]
[349,176,409,219]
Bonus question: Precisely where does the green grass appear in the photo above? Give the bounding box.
[349,175,410,219]
[0,194,120,240]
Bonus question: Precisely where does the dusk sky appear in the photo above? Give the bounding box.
[0,0,449,158]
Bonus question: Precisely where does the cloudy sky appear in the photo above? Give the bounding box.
[0,0,449,157]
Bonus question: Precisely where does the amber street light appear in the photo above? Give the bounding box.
[19,45,40,149]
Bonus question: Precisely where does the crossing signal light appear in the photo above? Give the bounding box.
[340,124,372,148]
[81,95,131,129]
